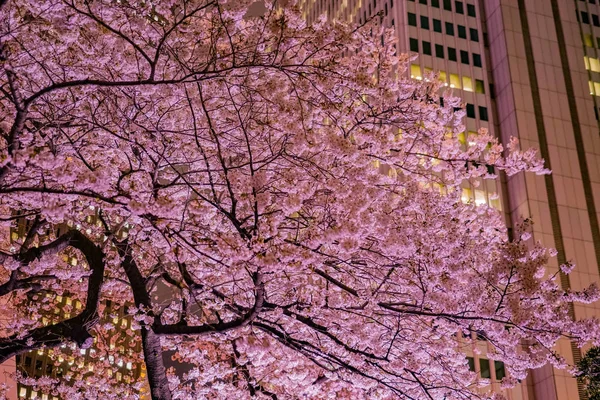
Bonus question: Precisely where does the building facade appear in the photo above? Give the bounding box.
[298,1,600,399]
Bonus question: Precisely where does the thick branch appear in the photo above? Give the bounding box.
[153,272,264,335]
[0,230,105,362]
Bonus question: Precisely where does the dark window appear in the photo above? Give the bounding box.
[486,164,495,174]
[448,47,457,61]
[480,358,491,378]
[410,38,419,52]
[596,107,599,121]
[470,28,479,42]
[592,0,597,4]
[421,15,430,29]
[385,3,388,15]
[467,357,475,371]
[473,53,482,67]
[582,11,590,24]
[455,0,464,13]
[408,12,417,26]
[479,106,489,121]
[24,356,32,368]
[35,359,43,371]
[467,3,476,17]
[432,0,440,7]
[444,0,452,11]
[466,103,476,118]
[495,361,506,380]
[423,41,432,55]
[597,37,600,48]
[460,50,469,64]
[420,0,427,3]
[435,44,444,58]
[446,22,454,35]
[440,97,444,107]
[433,18,442,32]
[391,0,394,6]
[593,14,600,27]
[458,25,467,39]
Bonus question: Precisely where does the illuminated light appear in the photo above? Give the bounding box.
[450,84,455,88]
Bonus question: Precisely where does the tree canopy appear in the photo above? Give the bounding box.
[0,0,599,399]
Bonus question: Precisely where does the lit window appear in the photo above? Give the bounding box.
[594,81,600,95]
[475,79,485,94]
[19,388,27,397]
[449,73,461,88]
[584,34,594,47]
[410,64,422,79]
[462,76,473,92]
[587,56,600,72]
[438,71,447,84]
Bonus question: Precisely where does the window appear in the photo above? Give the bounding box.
[466,103,475,118]
[421,15,430,29]
[450,73,461,88]
[444,0,452,11]
[470,28,479,42]
[408,12,417,26]
[582,11,590,24]
[410,38,419,52]
[446,22,454,35]
[420,0,427,3]
[458,25,467,39]
[462,76,473,91]
[460,50,469,64]
[479,106,489,121]
[432,0,440,7]
[433,18,442,32]
[435,44,444,58]
[593,14,600,27]
[410,64,421,78]
[473,53,482,67]
[448,47,457,61]
[455,0,464,13]
[495,361,506,380]
[480,358,491,378]
[584,34,594,47]
[597,37,600,48]
[467,3,476,17]
[423,41,432,55]
[467,357,475,371]
[475,79,485,93]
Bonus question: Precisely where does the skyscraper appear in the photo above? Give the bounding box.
[299,1,600,399]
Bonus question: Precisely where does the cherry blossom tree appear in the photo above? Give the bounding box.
[0,0,599,399]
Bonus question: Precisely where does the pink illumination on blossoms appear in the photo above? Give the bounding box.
[0,0,598,399]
